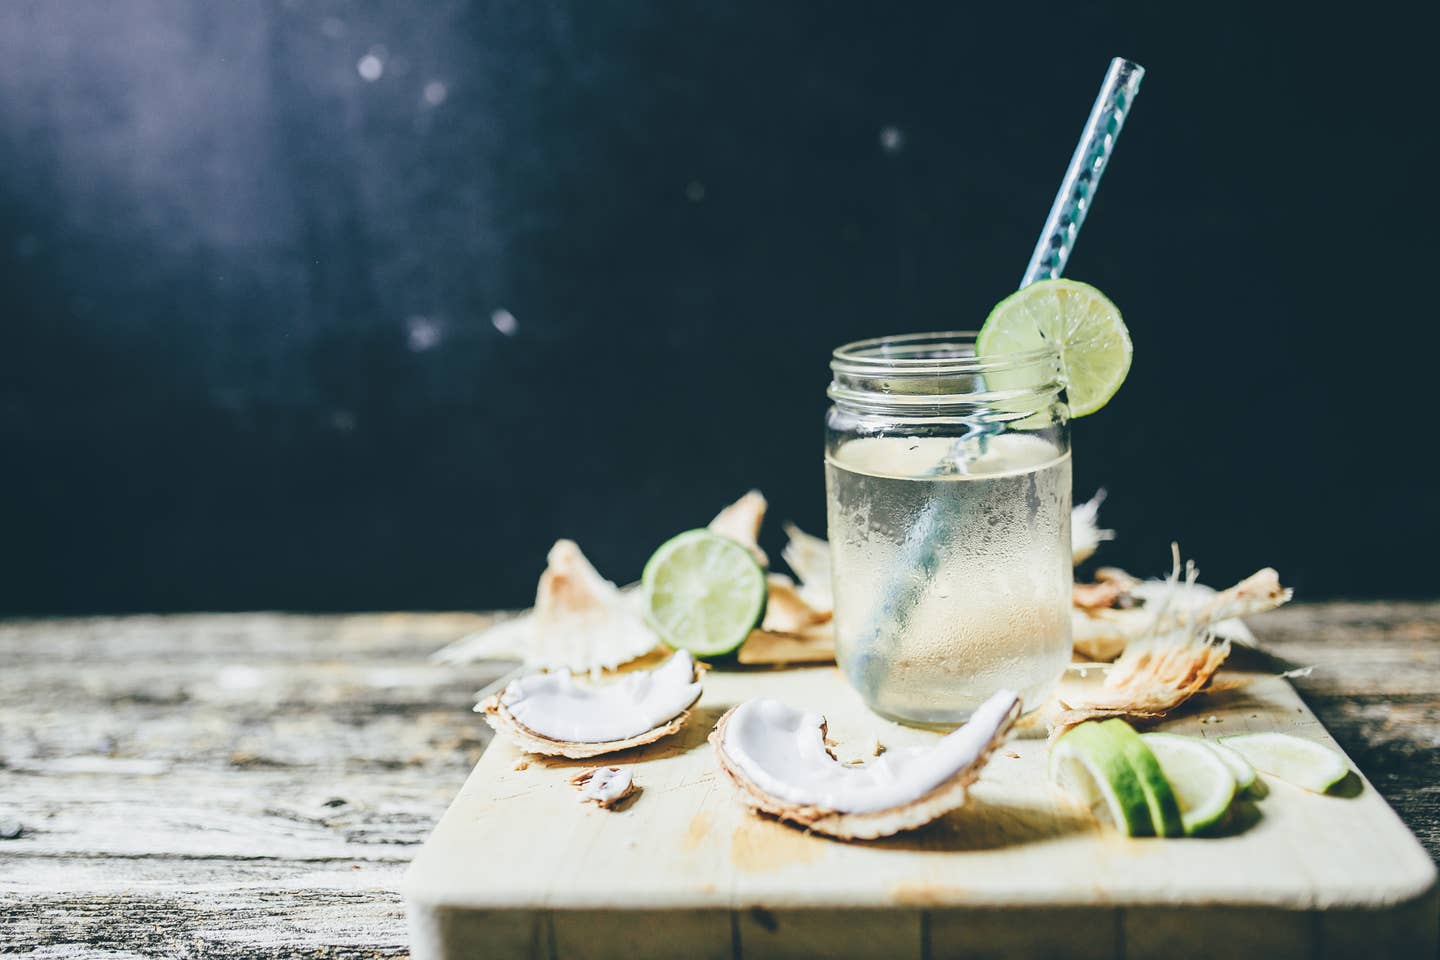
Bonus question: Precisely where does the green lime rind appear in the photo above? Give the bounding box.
[1141,732,1238,836]
[1218,733,1350,794]
[1102,720,1184,838]
[1049,721,1154,837]
[641,529,767,659]
[976,278,1133,417]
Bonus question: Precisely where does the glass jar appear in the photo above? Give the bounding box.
[825,331,1072,727]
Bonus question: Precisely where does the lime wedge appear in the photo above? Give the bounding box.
[642,529,767,658]
[1141,732,1237,835]
[1101,720,1184,838]
[976,279,1132,417]
[1049,721,1154,836]
[1207,740,1259,794]
[1218,733,1351,794]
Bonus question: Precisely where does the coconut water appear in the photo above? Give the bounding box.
[825,433,1072,726]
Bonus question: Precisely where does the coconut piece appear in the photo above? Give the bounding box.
[735,573,836,666]
[1071,489,1115,565]
[708,490,769,566]
[1054,561,1292,735]
[1072,563,1282,662]
[710,689,1022,839]
[781,522,833,612]
[1129,579,1259,646]
[433,540,661,671]
[763,574,832,633]
[570,767,636,808]
[1094,567,1140,591]
[478,651,703,758]
[833,734,885,766]
[1072,579,1125,611]
[737,625,836,665]
[1070,611,1131,662]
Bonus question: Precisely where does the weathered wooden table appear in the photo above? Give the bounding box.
[2,605,1437,958]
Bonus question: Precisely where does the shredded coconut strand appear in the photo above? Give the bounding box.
[1071,489,1116,565]
[1054,546,1292,736]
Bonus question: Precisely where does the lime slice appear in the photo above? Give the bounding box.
[1207,740,1259,794]
[1049,721,1154,836]
[1141,732,1237,835]
[976,279,1132,417]
[642,529,767,658]
[1218,733,1350,794]
[1101,720,1184,838]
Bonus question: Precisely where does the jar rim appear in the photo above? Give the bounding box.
[830,330,1060,377]
[828,330,1065,415]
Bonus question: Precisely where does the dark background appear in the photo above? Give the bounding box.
[1,1,1435,615]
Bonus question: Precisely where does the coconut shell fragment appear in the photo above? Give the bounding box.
[737,626,835,666]
[708,490,769,566]
[737,573,837,666]
[482,699,694,759]
[710,689,1022,840]
[434,539,661,671]
[478,651,703,759]
[570,767,637,808]
[1054,565,1292,736]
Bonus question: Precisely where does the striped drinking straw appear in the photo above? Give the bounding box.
[851,58,1146,713]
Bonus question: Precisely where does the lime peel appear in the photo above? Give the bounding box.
[1218,733,1351,794]
[1049,721,1154,837]
[1101,720,1183,838]
[1141,732,1237,836]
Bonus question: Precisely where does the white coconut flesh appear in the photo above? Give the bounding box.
[499,650,702,744]
[780,522,833,612]
[720,689,1020,814]
[572,767,634,806]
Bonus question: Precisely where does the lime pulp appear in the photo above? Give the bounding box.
[976,278,1132,417]
[642,529,767,658]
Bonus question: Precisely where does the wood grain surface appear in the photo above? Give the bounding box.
[406,661,1436,959]
[3,604,1438,957]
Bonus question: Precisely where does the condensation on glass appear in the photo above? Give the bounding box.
[825,332,1072,727]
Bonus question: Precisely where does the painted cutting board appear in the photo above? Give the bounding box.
[404,664,1438,959]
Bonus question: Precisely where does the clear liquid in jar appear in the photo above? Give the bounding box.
[825,433,1072,726]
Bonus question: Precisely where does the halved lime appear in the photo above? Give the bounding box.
[1049,721,1154,836]
[976,279,1132,417]
[1102,719,1184,838]
[1218,733,1350,794]
[1141,732,1237,835]
[642,529,767,658]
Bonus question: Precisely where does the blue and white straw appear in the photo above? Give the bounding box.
[1021,57,1145,288]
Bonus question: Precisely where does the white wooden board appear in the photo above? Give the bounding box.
[405,666,1438,959]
